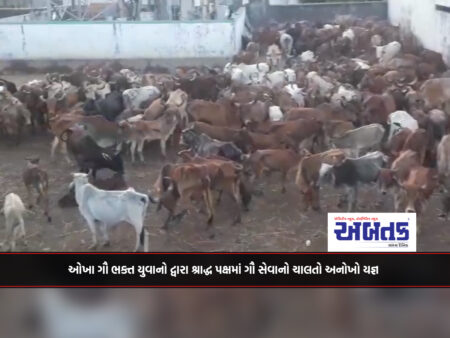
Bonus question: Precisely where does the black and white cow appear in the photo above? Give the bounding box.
[319,151,388,212]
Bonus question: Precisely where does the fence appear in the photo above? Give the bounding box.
[0,6,246,60]
[248,1,387,27]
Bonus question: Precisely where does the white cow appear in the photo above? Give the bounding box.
[331,124,386,157]
[300,50,316,63]
[1,193,27,251]
[84,80,111,100]
[331,84,361,108]
[224,62,270,86]
[376,41,402,66]
[342,28,355,41]
[264,69,296,89]
[387,110,419,142]
[307,71,335,98]
[269,106,283,122]
[283,84,306,107]
[71,173,151,251]
[122,86,161,111]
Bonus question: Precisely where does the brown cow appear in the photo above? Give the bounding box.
[361,93,396,125]
[187,98,241,128]
[177,151,245,225]
[380,150,422,212]
[119,108,179,160]
[295,149,347,211]
[143,98,166,121]
[154,162,214,229]
[238,100,270,126]
[266,119,325,151]
[22,158,51,223]
[243,149,301,193]
[240,128,284,151]
[400,167,439,229]
[402,129,428,165]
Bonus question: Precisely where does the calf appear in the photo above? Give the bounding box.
[22,158,51,223]
[71,173,152,251]
[177,151,246,224]
[244,149,301,193]
[1,193,27,251]
[118,117,174,163]
[154,163,214,229]
[319,152,387,212]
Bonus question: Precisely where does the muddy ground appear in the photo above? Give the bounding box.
[0,73,449,252]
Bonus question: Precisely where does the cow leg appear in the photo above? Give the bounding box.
[50,137,59,161]
[38,188,51,223]
[138,140,145,163]
[84,217,98,250]
[19,217,26,238]
[337,194,347,209]
[160,137,168,158]
[11,225,21,252]
[347,186,357,213]
[231,180,242,225]
[100,222,110,247]
[130,141,137,163]
[216,190,223,205]
[281,171,287,194]
[133,222,144,252]
[203,188,215,228]
[26,185,34,210]
[61,142,71,164]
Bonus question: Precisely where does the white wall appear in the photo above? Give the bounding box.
[389,0,450,65]
[0,15,244,60]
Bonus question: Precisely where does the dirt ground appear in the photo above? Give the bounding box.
[0,73,449,252]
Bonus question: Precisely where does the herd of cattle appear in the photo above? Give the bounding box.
[1,15,450,251]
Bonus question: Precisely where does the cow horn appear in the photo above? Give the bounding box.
[408,77,418,86]
[188,72,198,82]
